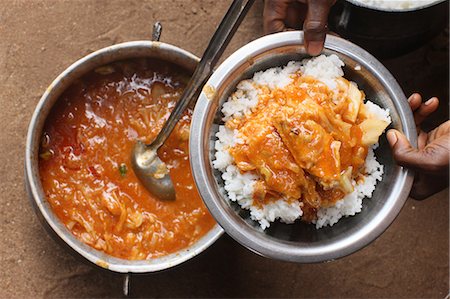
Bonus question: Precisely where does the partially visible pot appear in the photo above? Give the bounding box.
[25,27,223,277]
[329,0,448,58]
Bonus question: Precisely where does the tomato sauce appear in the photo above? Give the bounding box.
[39,58,216,260]
[228,74,369,221]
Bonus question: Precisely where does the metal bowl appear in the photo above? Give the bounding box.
[345,0,444,12]
[25,39,223,273]
[190,31,416,263]
[329,0,448,58]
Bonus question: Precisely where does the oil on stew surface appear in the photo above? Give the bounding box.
[39,59,216,260]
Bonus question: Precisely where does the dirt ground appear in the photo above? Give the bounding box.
[0,0,448,298]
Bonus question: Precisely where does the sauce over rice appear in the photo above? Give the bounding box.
[226,74,387,222]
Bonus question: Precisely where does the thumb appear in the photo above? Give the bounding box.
[304,0,334,56]
[387,129,424,170]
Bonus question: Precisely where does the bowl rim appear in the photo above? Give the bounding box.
[344,0,445,12]
[25,40,223,273]
[189,31,416,263]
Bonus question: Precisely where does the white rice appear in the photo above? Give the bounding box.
[352,0,438,10]
[213,55,391,230]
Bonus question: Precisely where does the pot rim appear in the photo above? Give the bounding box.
[189,31,416,263]
[344,0,445,12]
[25,40,223,273]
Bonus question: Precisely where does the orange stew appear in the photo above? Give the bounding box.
[228,75,370,222]
[39,59,215,260]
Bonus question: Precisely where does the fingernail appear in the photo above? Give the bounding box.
[408,93,419,103]
[424,98,435,105]
[387,130,398,145]
[307,41,323,56]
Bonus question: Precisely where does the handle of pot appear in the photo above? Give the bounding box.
[152,22,162,42]
[123,273,131,297]
[337,2,352,32]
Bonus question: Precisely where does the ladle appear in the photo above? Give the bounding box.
[131,0,255,201]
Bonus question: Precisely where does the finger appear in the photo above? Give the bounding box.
[407,93,422,111]
[264,0,294,34]
[428,120,450,141]
[304,0,335,56]
[285,1,306,30]
[387,129,429,170]
[413,97,439,126]
[417,130,428,150]
[388,129,448,174]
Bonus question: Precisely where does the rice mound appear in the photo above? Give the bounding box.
[352,0,438,10]
[213,55,391,230]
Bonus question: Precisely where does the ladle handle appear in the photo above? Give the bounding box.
[149,0,255,149]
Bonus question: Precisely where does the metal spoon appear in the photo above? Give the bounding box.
[131,0,255,201]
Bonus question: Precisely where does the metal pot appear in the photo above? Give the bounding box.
[25,27,223,277]
[190,31,416,263]
[328,0,448,58]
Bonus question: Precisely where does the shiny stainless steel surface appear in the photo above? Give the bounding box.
[131,0,255,201]
[25,40,223,273]
[190,31,416,263]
